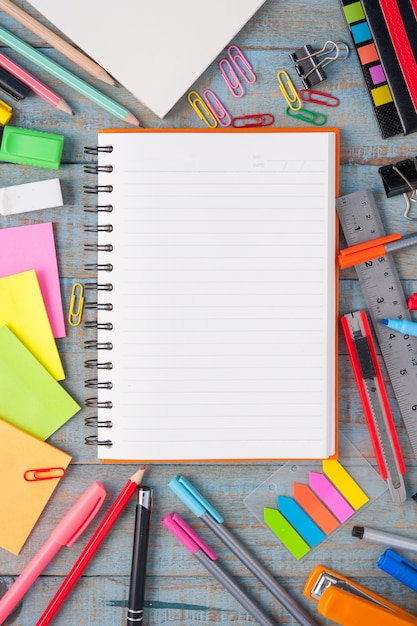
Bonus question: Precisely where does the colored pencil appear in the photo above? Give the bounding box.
[0,0,115,85]
[0,24,139,125]
[36,466,146,626]
[0,49,72,114]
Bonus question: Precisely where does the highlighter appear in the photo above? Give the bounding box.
[0,125,64,169]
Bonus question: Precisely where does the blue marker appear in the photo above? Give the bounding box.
[381,318,417,338]
[378,549,417,592]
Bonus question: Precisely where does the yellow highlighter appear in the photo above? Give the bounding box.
[304,565,417,625]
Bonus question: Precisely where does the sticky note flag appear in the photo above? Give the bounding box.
[264,507,310,560]
[0,417,71,554]
[322,459,369,510]
[293,482,340,535]
[309,472,355,523]
[0,270,64,380]
[0,222,65,338]
[0,325,80,440]
[277,496,325,547]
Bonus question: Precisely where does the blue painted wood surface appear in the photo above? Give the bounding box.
[2,0,417,624]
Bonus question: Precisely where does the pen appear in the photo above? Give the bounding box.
[0,49,72,114]
[36,466,146,626]
[169,475,318,626]
[353,526,417,554]
[0,0,115,85]
[381,318,417,338]
[338,231,417,268]
[127,486,152,625]
[162,513,278,626]
[0,25,139,125]
[378,549,417,593]
[0,481,106,624]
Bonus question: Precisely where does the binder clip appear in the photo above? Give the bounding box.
[379,157,417,221]
[289,41,349,89]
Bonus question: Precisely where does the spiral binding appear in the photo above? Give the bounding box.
[83,145,114,447]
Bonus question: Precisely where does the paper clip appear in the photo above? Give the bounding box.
[202,90,231,127]
[379,157,417,221]
[24,467,66,481]
[285,105,326,126]
[68,282,85,327]
[289,41,349,89]
[187,90,218,127]
[231,114,274,128]
[276,70,301,111]
[298,89,339,107]
[219,45,256,97]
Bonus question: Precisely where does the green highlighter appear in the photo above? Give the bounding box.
[0,125,64,169]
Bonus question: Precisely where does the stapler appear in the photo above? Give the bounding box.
[304,565,417,625]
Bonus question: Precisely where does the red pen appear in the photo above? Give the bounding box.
[0,480,106,624]
[36,466,146,626]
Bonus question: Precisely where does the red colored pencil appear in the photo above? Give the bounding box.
[36,466,146,626]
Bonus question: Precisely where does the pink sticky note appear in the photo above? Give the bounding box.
[308,472,354,523]
[0,223,65,338]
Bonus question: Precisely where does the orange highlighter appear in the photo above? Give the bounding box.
[337,232,417,269]
[304,565,417,625]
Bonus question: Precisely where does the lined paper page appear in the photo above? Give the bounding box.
[95,130,337,461]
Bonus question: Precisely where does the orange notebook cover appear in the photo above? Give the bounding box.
[86,128,339,462]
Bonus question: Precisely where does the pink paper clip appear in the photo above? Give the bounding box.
[203,89,231,127]
[219,44,256,97]
[231,113,274,128]
[219,59,245,97]
[298,89,340,107]
[24,467,66,481]
[227,45,256,84]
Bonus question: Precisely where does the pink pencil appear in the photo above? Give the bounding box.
[0,49,72,114]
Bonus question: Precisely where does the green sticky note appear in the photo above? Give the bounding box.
[343,2,365,24]
[264,507,310,560]
[0,325,80,439]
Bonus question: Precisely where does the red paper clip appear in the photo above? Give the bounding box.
[298,89,340,107]
[24,467,66,481]
[231,114,274,128]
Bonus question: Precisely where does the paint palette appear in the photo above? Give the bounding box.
[340,0,403,138]
[244,433,387,561]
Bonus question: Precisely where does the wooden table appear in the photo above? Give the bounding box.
[2,1,417,624]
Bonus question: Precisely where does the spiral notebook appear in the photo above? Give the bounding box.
[85,128,339,462]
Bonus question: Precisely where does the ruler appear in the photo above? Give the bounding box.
[336,189,417,460]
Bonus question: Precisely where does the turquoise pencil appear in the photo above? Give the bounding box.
[0,25,139,125]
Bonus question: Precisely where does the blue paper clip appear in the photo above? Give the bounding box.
[231,114,274,128]
[219,44,256,97]
[203,90,231,127]
[276,70,301,111]
[285,105,326,126]
[187,90,218,128]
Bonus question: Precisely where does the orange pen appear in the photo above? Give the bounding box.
[338,233,402,268]
[304,565,417,625]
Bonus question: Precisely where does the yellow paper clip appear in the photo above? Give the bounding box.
[68,282,85,327]
[187,91,218,128]
[276,70,301,111]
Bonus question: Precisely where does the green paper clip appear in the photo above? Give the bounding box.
[285,106,326,126]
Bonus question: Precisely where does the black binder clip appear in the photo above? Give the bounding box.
[379,157,417,221]
[289,40,349,89]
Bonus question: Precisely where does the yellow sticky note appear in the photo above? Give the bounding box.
[322,459,369,510]
[371,84,393,106]
[0,417,71,554]
[0,269,64,380]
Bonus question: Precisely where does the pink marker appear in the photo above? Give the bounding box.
[0,481,106,623]
[308,472,354,522]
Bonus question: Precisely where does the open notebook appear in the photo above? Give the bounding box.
[85,128,339,461]
[27,0,266,118]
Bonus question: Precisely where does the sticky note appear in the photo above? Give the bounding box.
[351,21,372,44]
[264,507,310,560]
[309,472,355,522]
[0,222,65,338]
[277,496,325,547]
[357,43,379,65]
[0,270,64,380]
[293,482,340,534]
[0,325,80,440]
[322,459,369,510]
[369,64,386,86]
[343,2,365,24]
[371,84,393,106]
[0,418,71,554]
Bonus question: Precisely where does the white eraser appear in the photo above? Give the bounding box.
[0,178,63,216]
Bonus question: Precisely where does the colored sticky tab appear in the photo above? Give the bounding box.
[371,84,393,106]
[322,459,369,510]
[293,482,340,535]
[277,496,325,547]
[263,507,310,560]
[343,2,365,24]
[309,472,355,522]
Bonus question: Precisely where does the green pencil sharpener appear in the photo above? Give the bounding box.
[0,125,64,169]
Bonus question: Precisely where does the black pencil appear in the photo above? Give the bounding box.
[127,486,152,625]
